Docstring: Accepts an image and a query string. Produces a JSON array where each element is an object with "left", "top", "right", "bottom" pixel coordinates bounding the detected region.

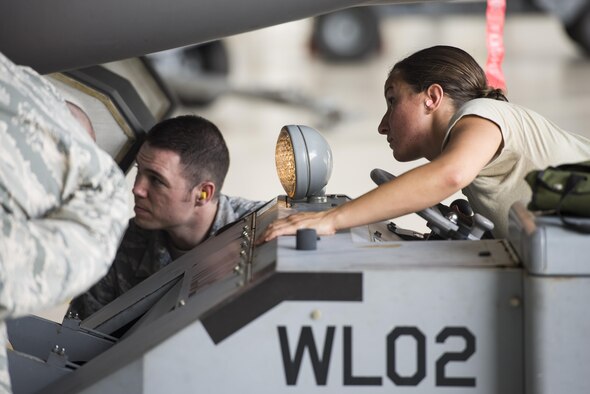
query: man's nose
[{"left": 132, "top": 175, "right": 147, "bottom": 198}]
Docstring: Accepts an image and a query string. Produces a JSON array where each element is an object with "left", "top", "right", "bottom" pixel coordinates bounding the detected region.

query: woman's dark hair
[
  {"left": 145, "top": 115, "right": 229, "bottom": 196},
  {"left": 391, "top": 45, "right": 508, "bottom": 109}
]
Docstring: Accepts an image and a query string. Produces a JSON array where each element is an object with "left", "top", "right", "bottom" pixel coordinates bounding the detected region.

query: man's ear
[{"left": 194, "top": 182, "right": 215, "bottom": 206}]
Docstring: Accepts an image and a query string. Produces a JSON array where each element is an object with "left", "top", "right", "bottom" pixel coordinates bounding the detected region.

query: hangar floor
[{"left": 37, "top": 11, "right": 590, "bottom": 321}]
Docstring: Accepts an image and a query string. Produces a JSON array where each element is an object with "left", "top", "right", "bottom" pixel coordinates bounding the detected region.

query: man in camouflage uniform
[
  {"left": 0, "top": 52, "right": 129, "bottom": 392},
  {"left": 70, "top": 115, "right": 265, "bottom": 319}
]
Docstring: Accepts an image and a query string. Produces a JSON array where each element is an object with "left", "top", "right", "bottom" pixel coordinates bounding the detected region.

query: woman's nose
[{"left": 378, "top": 113, "right": 389, "bottom": 135}]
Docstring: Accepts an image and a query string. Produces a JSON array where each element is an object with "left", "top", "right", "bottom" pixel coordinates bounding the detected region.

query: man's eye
[{"left": 150, "top": 176, "right": 164, "bottom": 186}]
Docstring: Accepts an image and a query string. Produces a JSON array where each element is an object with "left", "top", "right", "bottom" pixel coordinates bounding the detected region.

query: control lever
[{"left": 370, "top": 168, "right": 494, "bottom": 240}]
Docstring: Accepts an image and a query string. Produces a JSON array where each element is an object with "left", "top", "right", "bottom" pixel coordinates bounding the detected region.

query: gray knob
[{"left": 296, "top": 228, "right": 317, "bottom": 250}]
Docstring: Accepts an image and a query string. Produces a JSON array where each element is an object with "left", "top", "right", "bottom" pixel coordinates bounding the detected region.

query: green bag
[{"left": 525, "top": 160, "right": 590, "bottom": 232}]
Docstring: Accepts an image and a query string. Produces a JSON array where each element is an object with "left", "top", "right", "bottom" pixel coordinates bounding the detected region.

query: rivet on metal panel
[
  {"left": 66, "top": 311, "right": 80, "bottom": 320},
  {"left": 310, "top": 309, "right": 322, "bottom": 320},
  {"left": 509, "top": 296, "right": 521, "bottom": 307}
]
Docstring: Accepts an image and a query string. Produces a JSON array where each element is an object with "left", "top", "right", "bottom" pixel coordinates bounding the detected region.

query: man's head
[
  {"left": 145, "top": 115, "right": 229, "bottom": 195},
  {"left": 66, "top": 100, "right": 96, "bottom": 141},
  {"left": 132, "top": 115, "right": 230, "bottom": 235}
]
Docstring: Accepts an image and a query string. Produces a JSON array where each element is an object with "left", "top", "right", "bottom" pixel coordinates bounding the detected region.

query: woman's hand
[{"left": 258, "top": 210, "right": 337, "bottom": 243}]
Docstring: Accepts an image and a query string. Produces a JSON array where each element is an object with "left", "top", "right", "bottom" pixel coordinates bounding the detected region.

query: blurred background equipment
[
  {"left": 307, "top": 0, "right": 590, "bottom": 62},
  {"left": 144, "top": 41, "right": 346, "bottom": 128},
  {"left": 144, "top": 41, "right": 230, "bottom": 107},
  {"left": 310, "top": 6, "right": 382, "bottom": 62},
  {"left": 139, "top": 0, "right": 590, "bottom": 134}
]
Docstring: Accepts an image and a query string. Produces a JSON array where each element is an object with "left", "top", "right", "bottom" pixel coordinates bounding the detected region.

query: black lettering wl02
[{"left": 277, "top": 325, "right": 477, "bottom": 388}]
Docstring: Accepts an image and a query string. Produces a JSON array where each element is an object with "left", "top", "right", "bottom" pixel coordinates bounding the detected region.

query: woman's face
[{"left": 378, "top": 74, "right": 431, "bottom": 162}]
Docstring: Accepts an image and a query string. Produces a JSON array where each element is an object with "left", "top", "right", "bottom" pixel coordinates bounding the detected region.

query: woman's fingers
[
  {"left": 258, "top": 211, "right": 333, "bottom": 243},
  {"left": 263, "top": 214, "right": 309, "bottom": 241}
]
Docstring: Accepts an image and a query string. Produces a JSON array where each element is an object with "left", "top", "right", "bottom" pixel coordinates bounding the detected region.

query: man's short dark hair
[{"left": 145, "top": 115, "right": 229, "bottom": 196}]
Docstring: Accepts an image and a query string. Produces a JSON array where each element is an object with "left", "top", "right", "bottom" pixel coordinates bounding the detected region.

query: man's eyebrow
[{"left": 139, "top": 165, "right": 171, "bottom": 185}]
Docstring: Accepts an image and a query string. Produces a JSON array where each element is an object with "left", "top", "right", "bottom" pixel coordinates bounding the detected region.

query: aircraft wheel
[{"left": 310, "top": 7, "right": 381, "bottom": 62}]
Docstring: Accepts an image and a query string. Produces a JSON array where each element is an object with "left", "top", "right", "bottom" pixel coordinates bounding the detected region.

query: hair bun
[{"left": 483, "top": 87, "right": 508, "bottom": 102}]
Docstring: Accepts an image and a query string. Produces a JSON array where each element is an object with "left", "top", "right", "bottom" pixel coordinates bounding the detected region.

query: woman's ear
[{"left": 425, "top": 83, "right": 444, "bottom": 110}]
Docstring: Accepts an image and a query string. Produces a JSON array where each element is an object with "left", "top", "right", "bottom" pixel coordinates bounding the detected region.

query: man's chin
[{"left": 133, "top": 216, "right": 159, "bottom": 230}]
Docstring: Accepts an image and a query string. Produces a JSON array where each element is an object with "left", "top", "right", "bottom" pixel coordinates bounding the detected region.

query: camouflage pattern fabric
[
  {"left": 0, "top": 52, "right": 129, "bottom": 393},
  {"left": 69, "top": 195, "right": 265, "bottom": 319}
]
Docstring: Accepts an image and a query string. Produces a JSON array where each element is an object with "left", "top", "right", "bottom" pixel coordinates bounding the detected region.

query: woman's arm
[{"left": 260, "top": 115, "right": 502, "bottom": 242}]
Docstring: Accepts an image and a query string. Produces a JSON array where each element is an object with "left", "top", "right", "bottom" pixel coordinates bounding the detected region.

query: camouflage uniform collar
[{"left": 128, "top": 221, "right": 172, "bottom": 279}]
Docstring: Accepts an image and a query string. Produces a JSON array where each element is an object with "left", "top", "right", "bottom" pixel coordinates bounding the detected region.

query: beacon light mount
[{"left": 275, "top": 125, "right": 333, "bottom": 203}]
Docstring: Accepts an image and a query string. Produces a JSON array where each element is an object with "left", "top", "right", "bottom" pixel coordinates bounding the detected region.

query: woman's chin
[{"left": 392, "top": 151, "right": 407, "bottom": 162}]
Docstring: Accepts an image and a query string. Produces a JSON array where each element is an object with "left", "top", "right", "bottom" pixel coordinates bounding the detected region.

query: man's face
[{"left": 132, "top": 143, "right": 197, "bottom": 231}]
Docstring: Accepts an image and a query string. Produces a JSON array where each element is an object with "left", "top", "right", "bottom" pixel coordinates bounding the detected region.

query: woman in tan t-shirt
[{"left": 260, "top": 45, "right": 590, "bottom": 241}]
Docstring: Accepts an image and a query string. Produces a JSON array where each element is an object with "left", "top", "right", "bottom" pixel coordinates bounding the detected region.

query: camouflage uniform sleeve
[
  {"left": 67, "top": 261, "right": 119, "bottom": 320},
  {"left": 68, "top": 219, "right": 164, "bottom": 320},
  {"left": 0, "top": 52, "right": 129, "bottom": 320},
  {"left": 0, "top": 147, "right": 129, "bottom": 320}
]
